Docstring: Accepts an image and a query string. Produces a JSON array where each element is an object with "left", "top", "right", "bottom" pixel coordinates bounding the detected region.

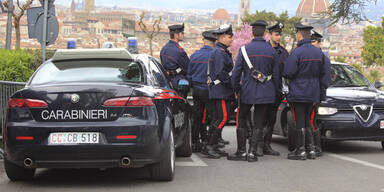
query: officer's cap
[
  {"left": 311, "top": 30, "right": 323, "bottom": 42},
  {"left": 202, "top": 30, "right": 217, "bottom": 42},
  {"left": 294, "top": 23, "right": 313, "bottom": 32},
  {"left": 168, "top": 23, "right": 184, "bottom": 33},
  {"left": 212, "top": 24, "right": 233, "bottom": 36},
  {"left": 251, "top": 20, "right": 268, "bottom": 27},
  {"left": 268, "top": 22, "right": 284, "bottom": 34}
]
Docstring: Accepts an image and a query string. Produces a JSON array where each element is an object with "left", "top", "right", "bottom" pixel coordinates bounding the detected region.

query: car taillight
[
  {"left": 8, "top": 98, "right": 48, "bottom": 108},
  {"left": 103, "top": 97, "right": 153, "bottom": 107}
]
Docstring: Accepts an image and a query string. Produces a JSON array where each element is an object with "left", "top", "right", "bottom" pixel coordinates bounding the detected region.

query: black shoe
[
  {"left": 247, "top": 152, "right": 258, "bottom": 162},
  {"left": 214, "top": 146, "right": 228, "bottom": 157},
  {"left": 263, "top": 144, "right": 280, "bottom": 156},
  {"left": 227, "top": 151, "right": 247, "bottom": 161},
  {"left": 216, "top": 142, "right": 225, "bottom": 148},
  {"left": 218, "top": 138, "right": 230, "bottom": 145},
  {"left": 307, "top": 150, "right": 317, "bottom": 160},
  {"left": 256, "top": 143, "right": 264, "bottom": 157},
  {"left": 205, "top": 145, "right": 221, "bottom": 159},
  {"left": 315, "top": 149, "right": 323, "bottom": 157},
  {"left": 287, "top": 149, "right": 307, "bottom": 160}
]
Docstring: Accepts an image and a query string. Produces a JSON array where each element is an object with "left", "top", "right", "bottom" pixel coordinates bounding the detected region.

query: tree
[
  {"left": 242, "top": 10, "right": 302, "bottom": 50},
  {"left": 138, "top": 11, "right": 162, "bottom": 56},
  {"left": 361, "top": 18, "right": 384, "bottom": 66},
  {"left": 328, "top": 0, "right": 380, "bottom": 24},
  {"left": 335, "top": 56, "right": 347, "bottom": 63},
  {"left": 228, "top": 23, "right": 253, "bottom": 59},
  {"left": 3, "top": 0, "right": 34, "bottom": 49}
]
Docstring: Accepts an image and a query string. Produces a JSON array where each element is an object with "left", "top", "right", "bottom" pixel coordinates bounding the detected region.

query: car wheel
[
  {"left": 176, "top": 118, "right": 192, "bottom": 157},
  {"left": 150, "top": 129, "right": 175, "bottom": 181},
  {"left": 4, "top": 158, "right": 35, "bottom": 181},
  {"left": 286, "top": 109, "right": 296, "bottom": 152}
]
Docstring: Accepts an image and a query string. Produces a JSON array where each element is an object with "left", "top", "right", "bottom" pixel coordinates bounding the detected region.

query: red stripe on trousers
[
  {"left": 291, "top": 104, "right": 297, "bottom": 129},
  {"left": 202, "top": 107, "right": 207, "bottom": 124},
  {"left": 218, "top": 100, "right": 228, "bottom": 129},
  {"left": 236, "top": 107, "right": 239, "bottom": 129},
  {"left": 310, "top": 108, "right": 316, "bottom": 131}
]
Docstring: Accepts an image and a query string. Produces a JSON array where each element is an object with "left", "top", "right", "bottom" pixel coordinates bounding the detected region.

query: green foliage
[
  {"left": 242, "top": 10, "right": 302, "bottom": 48},
  {"left": 335, "top": 56, "right": 347, "bottom": 63},
  {"left": 362, "top": 19, "right": 384, "bottom": 66},
  {"left": 351, "top": 63, "right": 363, "bottom": 73},
  {"left": 25, "top": 49, "right": 56, "bottom": 70},
  {"left": 0, "top": 49, "right": 34, "bottom": 82},
  {"left": 328, "top": 0, "right": 378, "bottom": 24},
  {"left": 364, "top": 70, "right": 380, "bottom": 83}
]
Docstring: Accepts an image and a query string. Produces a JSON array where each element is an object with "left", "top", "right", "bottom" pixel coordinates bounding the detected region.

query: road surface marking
[
  {"left": 329, "top": 153, "right": 384, "bottom": 171},
  {"left": 176, "top": 154, "right": 208, "bottom": 167}
]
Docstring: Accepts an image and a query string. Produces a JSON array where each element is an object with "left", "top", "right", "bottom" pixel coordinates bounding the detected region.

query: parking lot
[{"left": 1, "top": 125, "right": 384, "bottom": 192}]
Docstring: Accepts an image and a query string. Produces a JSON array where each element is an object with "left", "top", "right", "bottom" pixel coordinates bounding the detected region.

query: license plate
[
  {"left": 380, "top": 121, "right": 384, "bottom": 129},
  {"left": 48, "top": 132, "right": 100, "bottom": 145}
]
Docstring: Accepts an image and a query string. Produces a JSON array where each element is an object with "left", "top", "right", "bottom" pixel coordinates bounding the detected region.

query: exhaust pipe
[
  {"left": 120, "top": 157, "right": 131, "bottom": 167},
  {"left": 24, "top": 158, "right": 33, "bottom": 168}
]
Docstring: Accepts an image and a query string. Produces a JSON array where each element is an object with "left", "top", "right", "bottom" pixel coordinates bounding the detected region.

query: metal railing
[{"left": 0, "top": 81, "right": 26, "bottom": 156}]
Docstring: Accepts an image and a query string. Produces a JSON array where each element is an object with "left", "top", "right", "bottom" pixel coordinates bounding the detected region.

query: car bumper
[
  {"left": 4, "top": 120, "right": 166, "bottom": 168},
  {"left": 317, "top": 112, "right": 384, "bottom": 141}
]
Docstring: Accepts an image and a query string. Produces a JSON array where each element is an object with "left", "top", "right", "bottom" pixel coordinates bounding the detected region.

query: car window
[
  {"left": 149, "top": 59, "right": 170, "bottom": 88},
  {"left": 30, "top": 59, "right": 144, "bottom": 85},
  {"left": 331, "top": 64, "right": 370, "bottom": 87}
]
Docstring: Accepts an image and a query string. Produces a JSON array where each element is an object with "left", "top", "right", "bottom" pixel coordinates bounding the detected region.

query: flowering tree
[{"left": 229, "top": 23, "right": 270, "bottom": 59}]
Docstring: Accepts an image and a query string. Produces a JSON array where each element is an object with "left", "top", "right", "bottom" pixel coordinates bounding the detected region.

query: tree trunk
[
  {"left": 149, "top": 38, "right": 153, "bottom": 56},
  {"left": 14, "top": 17, "right": 21, "bottom": 49}
]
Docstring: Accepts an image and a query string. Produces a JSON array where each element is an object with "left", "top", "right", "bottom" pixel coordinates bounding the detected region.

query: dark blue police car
[
  {"left": 3, "top": 48, "right": 192, "bottom": 181},
  {"left": 274, "top": 62, "right": 384, "bottom": 149}
]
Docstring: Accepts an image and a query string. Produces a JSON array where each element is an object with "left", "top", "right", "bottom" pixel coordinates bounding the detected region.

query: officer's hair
[
  {"left": 299, "top": 30, "right": 311, "bottom": 39},
  {"left": 252, "top": 26, "right": 265, "bottom": 37},
  {"left": 170, "top": 31, "right": 176, "bottom": 39}
]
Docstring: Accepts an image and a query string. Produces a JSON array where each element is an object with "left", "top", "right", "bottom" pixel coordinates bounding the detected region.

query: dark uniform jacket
[
  {"left": 269, "top": 41, "right": 289, "bottom": 101},
  {"left": 208, "top": 42, "right": 234, "bottom": 99},
  {"left": 187, "top": 45, "right": 213, "bottom": 90},
  {"left": 160, "top": 40, "right": 190, "bottom": 87},
  {"left": 232, "top": 37, "right": 281, "bottom": 104},
  {"left": 283, "top": 39, "right": 330, "bottom": 103}
]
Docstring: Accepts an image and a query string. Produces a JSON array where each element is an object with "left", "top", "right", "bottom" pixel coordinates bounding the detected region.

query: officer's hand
[{"left": 235, "top": 93, "right": 238, "bottom": 99}]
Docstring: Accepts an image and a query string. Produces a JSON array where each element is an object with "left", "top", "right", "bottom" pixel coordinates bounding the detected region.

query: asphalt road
[{"left": 1, "top": 125, "right": 384, "bottom": 192}]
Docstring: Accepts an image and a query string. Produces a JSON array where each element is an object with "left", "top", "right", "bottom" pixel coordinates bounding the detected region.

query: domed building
[
  {"left": 296, "top": 0, "right": 330, "bottom": 18},
  {"left": 211, "top": 8, "right": 231, "bottom": 26}
]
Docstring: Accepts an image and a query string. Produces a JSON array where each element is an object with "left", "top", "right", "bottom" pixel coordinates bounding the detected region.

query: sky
[{"left": 54, "top": 0, "right": 384, "bottom": 20}]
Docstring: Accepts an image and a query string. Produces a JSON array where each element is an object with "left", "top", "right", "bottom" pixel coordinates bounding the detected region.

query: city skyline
[{"left": 55, "top": 0, "right": 384, "bottom": 20}]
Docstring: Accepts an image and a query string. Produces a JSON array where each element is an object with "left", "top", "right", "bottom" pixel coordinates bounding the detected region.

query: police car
[
  {"left": 3, "top": 48, "right": 192, "bottom": 181},
  {"left": 274, "top": 62, "right": 384, "bottom": 149}
]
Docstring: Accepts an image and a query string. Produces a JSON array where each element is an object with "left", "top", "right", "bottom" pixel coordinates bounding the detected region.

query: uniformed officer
[
  {"left": 205, "top": 24, "right": 234, "bottom": 159},
  {"left": 311, "top": 30, "right": 331, "bottom": 157},
  {"left": 283, "top": 23, "right": 331, "bottom": 160},
  {"left": 187, "top": 30, "right": 217, "bottom": 153},
  {"left": 262, "top": 22, "right": 289, "bottom": 156},
  {"left": 160, "top": 23, "right": 190, "bottom": 96},
  {"left": 229, "top": 20, "right": 281, "bottom": 162}
]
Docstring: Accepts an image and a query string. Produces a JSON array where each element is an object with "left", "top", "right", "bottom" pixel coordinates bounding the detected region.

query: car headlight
[{"left": 318, "top": 107, "right": 338, "bottom": 115}]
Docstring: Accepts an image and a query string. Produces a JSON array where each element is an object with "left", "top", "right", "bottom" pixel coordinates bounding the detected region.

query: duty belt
[
  {"left": 241, "top": 46, "right": 272, "bottom": 83},
  {"left": 167, "top": 67, "right": 182, "bottom": 78}
]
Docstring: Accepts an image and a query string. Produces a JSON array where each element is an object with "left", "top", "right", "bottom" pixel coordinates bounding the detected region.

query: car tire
[
  {"left": 150, "top": 130, "right": 175, "bottom": 181},
  {"left": 4, "top": 159, "right": 35, "bottom": 181},
  {"left": 286, "top": 109, "right": 296, "bottom": 152},
  {"left": 176, "top": 118, "right": 192, "bottom": 157}
]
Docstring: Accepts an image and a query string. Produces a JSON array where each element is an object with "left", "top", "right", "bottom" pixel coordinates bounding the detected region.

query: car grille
[{"left": 353, "top": 105, "right": 373, "bottom": 123}]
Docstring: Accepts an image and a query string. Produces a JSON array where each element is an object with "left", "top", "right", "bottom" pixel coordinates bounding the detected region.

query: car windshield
[
  {"left": 330, "top": 64, "right": 370, "bottom": 87},
  {"left": 30, "top": 59, "right": 144, "bottom": 85}
]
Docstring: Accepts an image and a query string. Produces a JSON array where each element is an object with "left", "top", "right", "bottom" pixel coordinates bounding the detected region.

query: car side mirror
[
  {"left": 177, "top": 79, "right": 190, "bottom": 93},
  {"left": 374, "top": 81, "right": 383, "bottom": 89}
]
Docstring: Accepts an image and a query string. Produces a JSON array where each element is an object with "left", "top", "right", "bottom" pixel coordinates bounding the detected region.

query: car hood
[{"left": 324, "top": 87, "right": 384, "bottom": 108}]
